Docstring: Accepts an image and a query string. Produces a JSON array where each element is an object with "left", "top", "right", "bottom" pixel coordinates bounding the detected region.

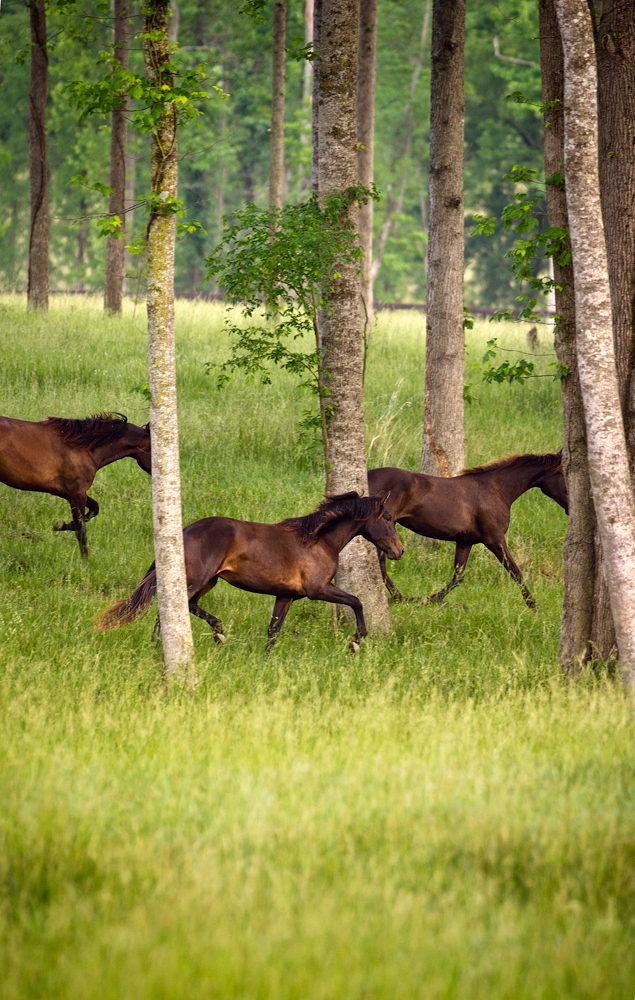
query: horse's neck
[
  {"left": 91, "top": 436, "right": 137, "bottom": 469},
  {"left": 321, "top": 517, "right": 364, "bottom": 554},
  {"left": 493, "top": 461, "right": 548, "bottom": 504}
]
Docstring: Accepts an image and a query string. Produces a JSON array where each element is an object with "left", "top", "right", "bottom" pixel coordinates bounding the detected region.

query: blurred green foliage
[{"left": 0, "top": 0, "right": 542, "bottom": 305}]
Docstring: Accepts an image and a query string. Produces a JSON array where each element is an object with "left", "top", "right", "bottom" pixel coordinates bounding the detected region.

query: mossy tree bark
[
  {"left": 28, "top": 0, "right": 49, "bottom": 313},
  {"left": 268, "top": 0, "right": 287, "bottom": 211},
  {"left": 357, "top": 0, "right": 376, "bottom": 336},
  {"left": 317, "top": 0, "right": 389, "bottom": 632},
  {"left": 143, "top": 0, "right": 195, "bottom": 681},
  {"left": 538, "top": 0, "right": 595, "bottom": 667},
  {"left": 555, "top": 0, "right": 635, "bottom": 693},
  {"left": 104, "top": 0, "right": 130, "bottom": 315},
  {"left": 420, "top": 0, "right": 465, "bottom": 477}
]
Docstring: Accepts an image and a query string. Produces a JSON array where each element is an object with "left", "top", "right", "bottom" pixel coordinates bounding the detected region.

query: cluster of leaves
[
  {"left": 472, "top": 164, "right": 571, "bottom": 324},
  {"left": 66, "top": 55, "right": 222, "bottom": 134},
  {"left": 204, "top": 186, "right": 378, "bottom": 471},
  {"left": 473, "top": 338, "right": 568, "bottom": 386},
  {"left": 63, "top": 14, "right": 227, "bottom": 254}
]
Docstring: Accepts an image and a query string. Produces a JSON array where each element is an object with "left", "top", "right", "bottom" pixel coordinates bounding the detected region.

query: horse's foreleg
[
  {"left": 189, "top": 599, "right": 226, "bottom": 645},
  {"left": 265, "top": 597, "right": 293, "bottom": 654},
  {"left": 377, "top": 549, "right": 406, "bottom": 602},
  {"left": 307, "top": 583, "right": 367, "bottom": 652},
  {"left": 53, "top": 495, "right": 96, "bottom": 547},
  {"left": 66, "top": 498, "right": 88, "bottom": 557},
  {"left": 487, "top": 540, "right": 536, "bottom": 609},
  {"left": 426, "top": 544, "right": 472, "bottom": 604}
]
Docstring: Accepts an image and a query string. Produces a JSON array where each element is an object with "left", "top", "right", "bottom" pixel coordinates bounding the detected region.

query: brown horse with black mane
[
  {"left": 0, "top": 412, "right": 151, "bottom": 556},
  {"left": 97, "top": 491, "right": 403, "bottom": 653},
  {"left": 368, "top": 451, "right": 567, "bottom": 608}
]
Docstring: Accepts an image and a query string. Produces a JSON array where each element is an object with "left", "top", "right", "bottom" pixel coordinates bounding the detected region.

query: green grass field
[{"left": 1, "top": 295, "right": 633, "bottom": 999}]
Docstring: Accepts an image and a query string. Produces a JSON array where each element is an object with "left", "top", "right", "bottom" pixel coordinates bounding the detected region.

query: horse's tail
[{"left": 95, "top": 564, "right": 157, "bottom": 630}]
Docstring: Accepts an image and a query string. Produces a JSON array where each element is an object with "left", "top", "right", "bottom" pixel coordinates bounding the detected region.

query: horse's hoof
[
  {"left": 52, "top": 520, "right": 65, "bottom": 532},
  {"left": 214, "top": 632, "right": 226, "bottom": 645},
  {"left": 349, "top": 640, "right": 360, "bottom": 655}
]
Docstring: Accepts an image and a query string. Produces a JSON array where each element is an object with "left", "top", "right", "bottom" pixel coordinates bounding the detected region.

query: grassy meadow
[{"left": 0, "top": 295, "right": 633, "bottom": 998}]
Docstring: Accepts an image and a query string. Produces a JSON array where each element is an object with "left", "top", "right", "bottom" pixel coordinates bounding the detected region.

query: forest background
[{"left": 0, "top": 0, "right": 542, "bottom": 307}]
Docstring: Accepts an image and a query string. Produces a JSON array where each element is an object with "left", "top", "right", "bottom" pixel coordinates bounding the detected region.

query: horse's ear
[
  {"left": 373, "top": 489, "right": 390, "bottom": 502},
  {"left": 144, "top": 422, "right": 150, "bottom": 434}
]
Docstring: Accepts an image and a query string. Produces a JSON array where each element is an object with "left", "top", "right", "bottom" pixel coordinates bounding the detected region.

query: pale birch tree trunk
[
  {"left": 357, "top": 0, "right": 376, "bottom": 335},
  {"left": 318, "top": 0, "right": 389, "bottom": 632},
  {"left": 28, "top": 0, "right": 48, "bottom": 313},
  {"left": 420, "top": 0, "right": 465, "bottom": 477},
  {"left": 269, "top": 0, "right": 287, "bottom": 211},
  {"left": 555, "top": 0, "right": 635, "bottom": 693},
  {"left": 104, "top": 0, "right": 130, "bottom": 315},
  {"left": 539, "top": 0, "right": 595, "bottom": 667},
  {"left": 143, "top": 0, "right": 195, "bottom": 681},
  {"left": 590, "top": 0, "right": 635, "bottom": 659}
]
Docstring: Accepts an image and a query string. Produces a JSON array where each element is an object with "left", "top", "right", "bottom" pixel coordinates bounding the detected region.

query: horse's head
[
  {"left": 538, "top": 454, "right": 568, "bottom": 514},
  {"left": 361, "top": 493, "right": 404, "bottom": 561},
  {"left": 133, "top": 422, "right": 152, "bottom": 475}
]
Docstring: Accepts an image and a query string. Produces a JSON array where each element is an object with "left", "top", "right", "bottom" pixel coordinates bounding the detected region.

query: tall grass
[{"left": 0, "top": 296, "right": 632, "bottom": 999}]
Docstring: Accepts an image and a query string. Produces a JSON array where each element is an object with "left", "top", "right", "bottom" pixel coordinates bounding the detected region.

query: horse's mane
[
  {"left": 45, "top": 412, "right": 129, "bottom": 449},
  {"left": 283, "top": 491, "right": 385, "bottom": 543},
  {"left": 460, "top": 450, "right": 562, "bottom": 477}
]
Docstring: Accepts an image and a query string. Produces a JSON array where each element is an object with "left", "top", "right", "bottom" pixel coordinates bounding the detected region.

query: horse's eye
[{"left": 384, "top": 511, "right": 392, "bottom": 521}]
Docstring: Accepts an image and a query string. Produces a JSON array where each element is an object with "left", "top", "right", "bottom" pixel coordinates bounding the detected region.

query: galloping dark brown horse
[
  {"left": 97, "top": 492, "right": 403, "bottom": 652},
  {"left": 0, "top": 413, "right": 151, "bottom": 556},
  {"left": 368, "top": 452, "right": 567, "bottom": 608}
]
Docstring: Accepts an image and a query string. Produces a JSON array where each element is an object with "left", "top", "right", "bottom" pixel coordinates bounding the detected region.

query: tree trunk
[
  {"left": 104, "top": 0, "right": 130, "bottom": 315},
  {"left": 143, "top": 0, "right": 195, "bottom": 681},
  {"left": 420, "top": 0, "right": 465, "bottom": 477},
  {"left": 318, "top": 0, "right": 390, "bottom": 632},
  {"left": 122, "top": 147, "right": 136, "bottom": 295},
  {"left": 539, "top": 0, "right": 595, "bottom": 667},
  {"left": 268, "top": 0, "right": 287, "bottom": 211},
  {"left": 312, "top": 0, "right": 322, "bottom": 193},
  {"left": 372, "top": 0, "right": 431, "bottom": 286},
  {"left": 357, "top": 0, "right": 376, "bottom": 336},
  {"left": 555, "top": 0, "right": 635, "bottom": 693},
  {"left": 591, "top": 0, "right": 635, "bottom": 659},
  {"left": 168, "top": 0, "right": 180, "bottom": 44},
  {"left": 304, "top": 0, "right": 314, "bottom": 101},
  {"left": 28, "top": 0, "right": 48, "bottom": 312}
]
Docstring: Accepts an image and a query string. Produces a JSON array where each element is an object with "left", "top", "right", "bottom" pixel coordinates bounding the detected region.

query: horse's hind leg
[
  {"left": 189, "top": 599, "right": 226, "bottom": 645},
  {"left": 85, "top": 496, "right": 100, "bottom": 522},
  {"left": 426, "top": 544, "right": 472, "bottom": 604},
  {"left": 486, "top": 539, "right": 536, "bottom": 609},
  {"left": 266, "top": 597, "right": 293, "bottom": 654}
]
